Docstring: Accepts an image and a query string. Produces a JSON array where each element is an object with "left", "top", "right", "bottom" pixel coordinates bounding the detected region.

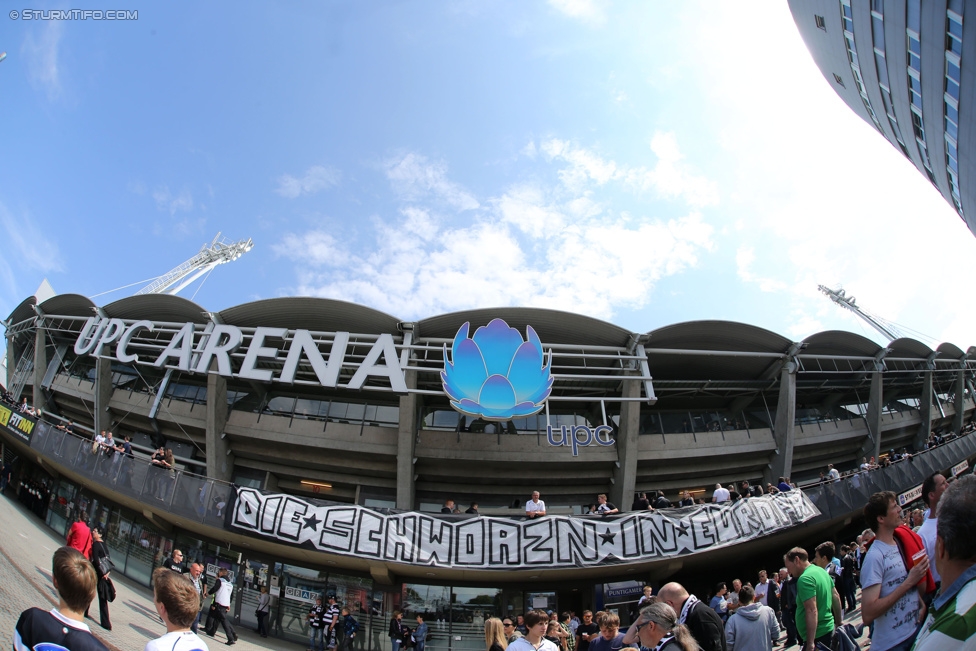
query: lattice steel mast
[
  {"left": 136, "top": 233, "right": 253, "bottom": 295},
  {"left": 818, "top": 284, "right": 903, "bottom": 342}
]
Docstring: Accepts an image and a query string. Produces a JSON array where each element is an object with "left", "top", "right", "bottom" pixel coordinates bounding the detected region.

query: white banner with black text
[{"left": 228, "top": 488, "right": 820, "bottom": 570}]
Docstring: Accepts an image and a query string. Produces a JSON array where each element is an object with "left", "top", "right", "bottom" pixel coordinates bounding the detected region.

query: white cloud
[
  {"left": 541, "top": 135, "right": 718, "bottom": 207},
  {"left": 736, "top": 246, "right": 787, "bottom": 293},
  {"left": 275, "top": 165, "right": 340, "bottom": 198},
  {"left": 275, "top": 147, "right": 715, "bottom": 320},
  {"left": 548, "top": 0, "right": 607, "bottom": 26},
  {"left": 152, "top": 186, "right": 194, "bottom": 214},
  {"left": 0, "top": 201, "right": 63, "bottom": 305},
  {"left": 384, "top": 152, "right": 480, "bottom": 211},
  {"left": 21, "top": 22, "right": 63, "bottom": 101}
]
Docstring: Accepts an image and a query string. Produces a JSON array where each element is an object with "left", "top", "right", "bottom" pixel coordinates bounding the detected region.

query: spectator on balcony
[
  {"left": 712, "top": 484, "right": 730, "bottom": 504},
  {"left": 526, "top": 492, "right": 546, "bottom": 518},
  {"left": 652, "top": 491, "right": 671, "bottom": 509},
  {"left": 827, "top": 465, "right": 840, "bottom": 482},
  {"left": 777, "top": 477, "right": 792, "bottom": 492},
  {"left": 596, "top": 494, "right": 618, "bottom": 515},
  {"left": 631, "top": 492, "right": 651, "bottom": 511},
  {"left": 678, "top": 491, "right": 695, "bottom": 507},
  {"left": 18, "top": 397, "right": 29, "bottom": 413},
  {"left": 441, "top": 499, "right": 455, "bottom": 514}
]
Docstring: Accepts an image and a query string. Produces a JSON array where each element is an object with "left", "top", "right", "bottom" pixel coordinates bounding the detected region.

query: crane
[
  {"left": 817, "top": 284, "right": 904, "bottom": 342},
  {"left": 136, "top": 233, "right": 253, "bottom": 295}
]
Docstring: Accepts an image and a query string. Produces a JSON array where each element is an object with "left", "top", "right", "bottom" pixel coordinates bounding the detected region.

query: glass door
[{"left": 237, "top": 556, "right": 272, "bottom": 633}]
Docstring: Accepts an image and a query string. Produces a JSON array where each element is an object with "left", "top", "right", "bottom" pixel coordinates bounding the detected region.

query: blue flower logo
[{"left": 441, "top": 318, "right": 553, "bottom": 421}]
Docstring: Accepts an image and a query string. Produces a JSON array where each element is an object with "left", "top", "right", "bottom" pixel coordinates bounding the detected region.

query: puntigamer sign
[{"left": 73, "top": 317, "right": 408, "bottom": 392}]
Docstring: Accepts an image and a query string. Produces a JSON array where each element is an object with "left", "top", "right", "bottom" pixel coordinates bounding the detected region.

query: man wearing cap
[{"left": 323, "top": 594, "right": 341, "bottom": 649}]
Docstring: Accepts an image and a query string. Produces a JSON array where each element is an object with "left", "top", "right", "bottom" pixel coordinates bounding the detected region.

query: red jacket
[
  {"left": 65, "top": 521, "right": 92, "bottom": 560},
  {"left": 864, "top": 524, "right": 936, "bottom": 595}
]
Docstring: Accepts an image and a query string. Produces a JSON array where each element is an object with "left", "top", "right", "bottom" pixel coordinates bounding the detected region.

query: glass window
[
  {"left": 267, "top": 395, "right": 296, "bottom": 416},
  {"left": 907, "top": 0, "right": 921, "bottom": 31},
  {"left": 872, "top": 17, "right": 885, "bottom": 49},
  {"left": 946, "top": 116, "right": 959, "bottom": 140},
  {"left": 947, "top": 59, "right": 962, "bottom": 82},
  {"left": 946, "top": 76, "right": 960, "bottom": 100}
]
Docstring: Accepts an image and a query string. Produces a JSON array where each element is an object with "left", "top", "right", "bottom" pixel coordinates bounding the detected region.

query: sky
[{"left": 2, "top": 1, "right": 976, "bottom": 350}]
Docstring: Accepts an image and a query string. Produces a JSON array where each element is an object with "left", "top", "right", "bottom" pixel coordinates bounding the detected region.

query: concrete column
[
  {"left": 33, "top": 327, "right": 47, "bottom": 412},
  {"left": 766, "top": 365, "right": 796, "bottom": 486},
  {"left": 5, "top": 337, "right": 13, "bottom": 390},
  {"left": 952, "top": 370, "right": 966, "bottom": 434},
  {"left": 395, "top": 370, "right": 419, "bottom": 510},
  {"left": 206, "top": 364, "right": 233, "bottom": 482},
  {"left": 859, "top": 372, "right": 883, "bottom": 462},
  {"left": 94, "top": 357, "right": 113, "bottom": 435},
  {"left": 913, "top": 372, "right": 933, "bottom": 451},
  {"left": 611, "top": 378, "right": 640, "bottom": 508}
]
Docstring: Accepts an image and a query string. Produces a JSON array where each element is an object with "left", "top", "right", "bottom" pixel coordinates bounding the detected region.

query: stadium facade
[
  {"left": 788, "top": 0, "right": 976, "bottom": 236},
  {"left": 3, "top": 292, "right": 976, "bottom": 647}
]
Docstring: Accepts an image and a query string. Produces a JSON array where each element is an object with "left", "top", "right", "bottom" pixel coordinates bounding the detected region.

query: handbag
[{"left": 96, "top": 554, "right": 115, "bottom": 577}]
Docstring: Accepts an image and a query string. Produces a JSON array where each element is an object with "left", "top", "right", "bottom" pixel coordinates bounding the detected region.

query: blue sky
[{"left": 3, "top": 1, "right": 975, "bottom": 349}]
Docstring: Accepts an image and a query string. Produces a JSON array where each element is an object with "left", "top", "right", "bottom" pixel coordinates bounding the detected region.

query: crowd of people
[
  {"left": 440, "top": 472, "right": 976, "bottom": 651},
  {"left": 14, "top": 544, "right": 214, "bottom": 651}
]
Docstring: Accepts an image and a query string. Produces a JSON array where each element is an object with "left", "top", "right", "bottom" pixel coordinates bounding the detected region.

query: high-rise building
[{"left": 788, "top": 0, "right": 973, "bottom": 235}]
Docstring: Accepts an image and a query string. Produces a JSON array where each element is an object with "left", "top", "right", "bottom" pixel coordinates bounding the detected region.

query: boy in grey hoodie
[{"left": 725, "top": 585, "right": 780, "bottom": 651}]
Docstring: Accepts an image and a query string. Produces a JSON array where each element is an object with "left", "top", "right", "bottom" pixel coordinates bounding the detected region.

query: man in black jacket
[
  {"left": 657, "top": 582, "right": 727, "bottom": 651},
  {"left": 778, "top": 567, "right": 799, "bottom": 647}
]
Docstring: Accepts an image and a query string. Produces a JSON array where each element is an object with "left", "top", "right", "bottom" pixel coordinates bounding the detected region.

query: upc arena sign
[{"left": 73, "top": 317, "right": 408, "bottom": 392}]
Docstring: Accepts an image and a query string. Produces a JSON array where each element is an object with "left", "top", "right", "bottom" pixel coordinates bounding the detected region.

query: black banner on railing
[{"left": 228, "top": 488, "right": 820, "bottom": 570}]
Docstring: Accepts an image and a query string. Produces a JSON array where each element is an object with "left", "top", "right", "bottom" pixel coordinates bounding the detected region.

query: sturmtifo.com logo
[{"left": 441, "top": 319, "right": 553, "bottom": 421}]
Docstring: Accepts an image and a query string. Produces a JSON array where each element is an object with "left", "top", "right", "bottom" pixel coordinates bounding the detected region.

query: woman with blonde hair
[{"left": 484, "top": 617, "right": 507, "bottom": 651}]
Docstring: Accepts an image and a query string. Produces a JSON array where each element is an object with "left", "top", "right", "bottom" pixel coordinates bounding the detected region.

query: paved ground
[
  {"left": 0, "top": 487, "right": 872, "bottom": 651},
  {"left": 0, "top": 490, "right": 306, "bottom": 651}
]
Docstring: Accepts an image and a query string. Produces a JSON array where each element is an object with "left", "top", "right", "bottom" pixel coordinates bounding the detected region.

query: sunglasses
[{"left": 503, "top": 623, "right": 513, "bottom": 627}]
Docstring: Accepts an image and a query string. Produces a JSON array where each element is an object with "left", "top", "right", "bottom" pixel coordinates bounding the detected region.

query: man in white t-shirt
[
  {"left": 147, "top": 567, "right": 209, "bottom": 651},
  {"left": 712, "top": 483, "right": 730, "bottom": 503},
  {"left": 916, "top": 472, "right": 949, "bottom": 586},
  {"left": 860, "top": 491, "right": 930, "bottom": 651},
  {"left": 827, "top": 464, "right": 840, "bottom": 482},
  {"left": 526, "top": 491, "right": 546, "bottom": 518}
]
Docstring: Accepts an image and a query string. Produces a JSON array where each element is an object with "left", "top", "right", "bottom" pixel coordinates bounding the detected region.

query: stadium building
[
  {"left": 788, "top": 0, "right": 976, "bottom": 236},
  {"left": 2, "top": 292, "right": 975, "bottom": 647}
]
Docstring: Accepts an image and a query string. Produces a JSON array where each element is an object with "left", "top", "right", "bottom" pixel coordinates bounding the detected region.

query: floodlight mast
[
  {"left": 817, "top": 284, "right": 902, "bottom": 342},
  {"left": 135, "top": 233, "right": 254, "bottom": 296}
]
